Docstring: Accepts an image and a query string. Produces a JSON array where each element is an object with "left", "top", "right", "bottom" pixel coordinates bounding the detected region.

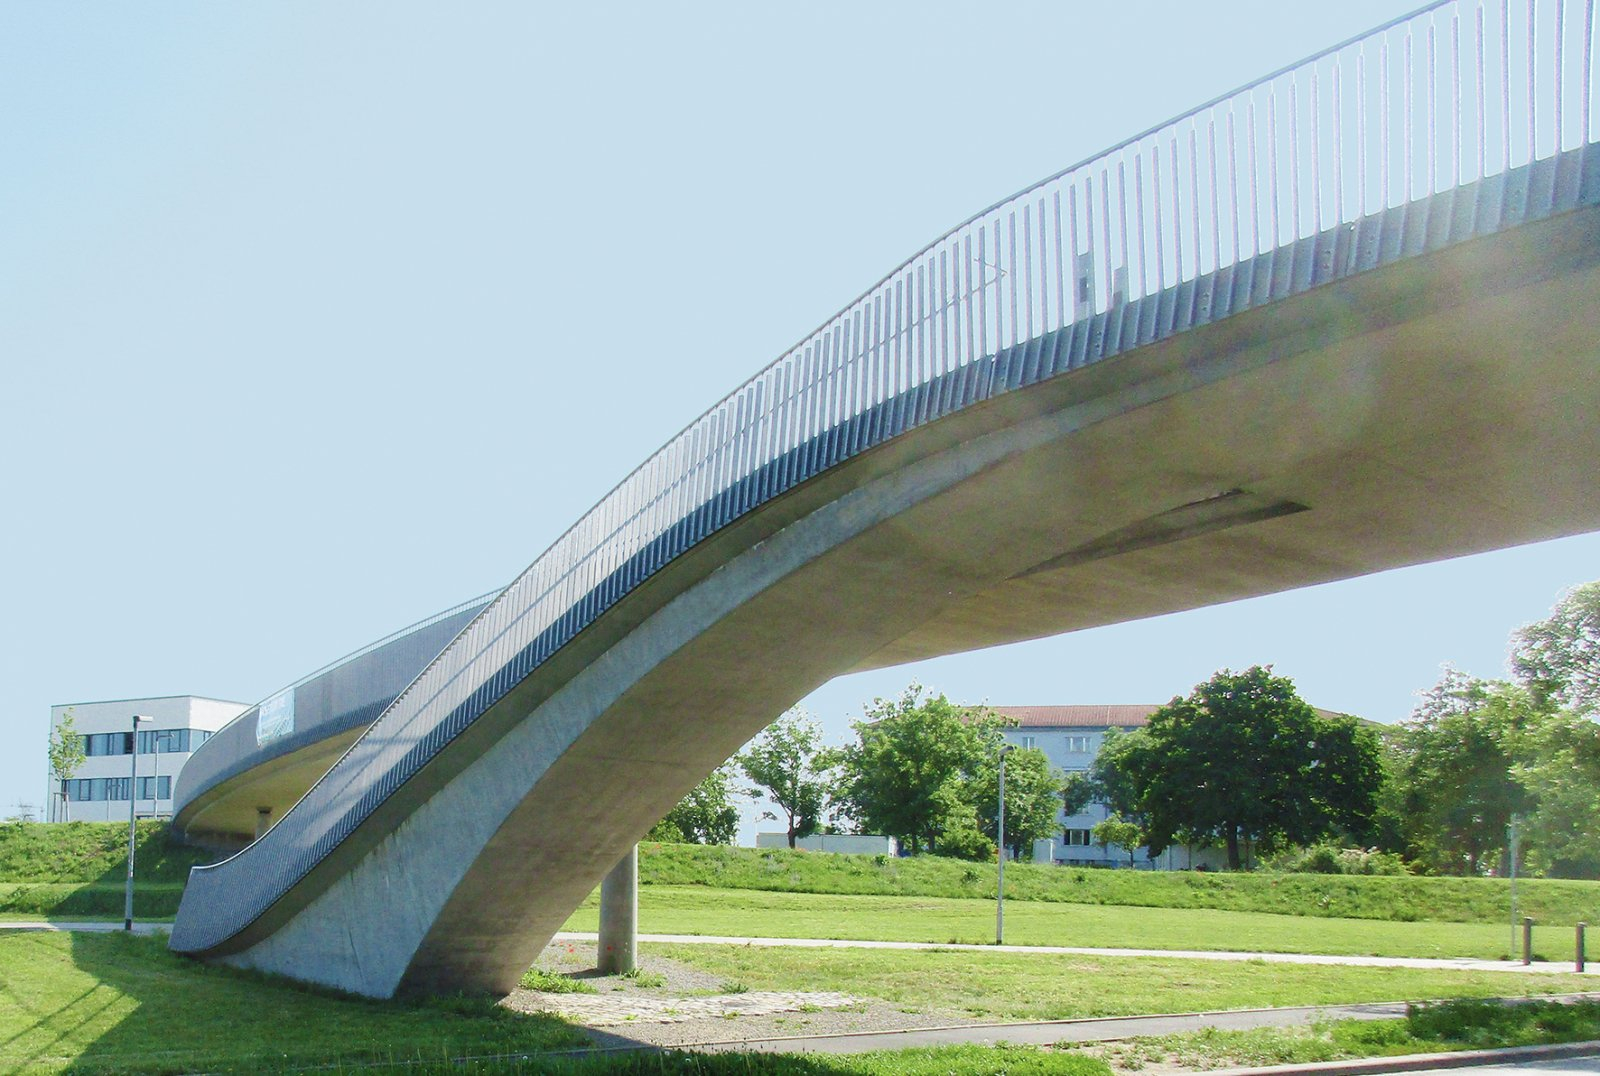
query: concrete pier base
[{"left": 597, "top": 845, "right": 637, "bottom": 975}]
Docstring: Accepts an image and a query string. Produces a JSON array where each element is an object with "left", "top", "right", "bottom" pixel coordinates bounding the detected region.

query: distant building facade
[
  {"left": 756, "top": 833, "right": 899, "bottom": 856},
  {"left": 992, "top": 705, "right": 1228, "bottom": 871},
  {"left": 47, "top": 696, "right": 248, "bottom": 823}
]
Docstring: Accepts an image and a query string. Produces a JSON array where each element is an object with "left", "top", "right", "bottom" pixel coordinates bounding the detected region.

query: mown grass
[
  {"left": 360, "top": 1046, "right": 1116, "bottom": 1075},
  {"left": 639, "top": 843, "right": 1600, "bottom": 926},
  {"left": 6, "top": 829, "right": 1597, "bottom": 933},
  {"left": 1089, "top": 997, "right": 1600, "bottom": 1070},
  {"left": 0, "top": 882, "right": 184, "bottom": 920},
  {"left": 0, "top": 930, "right": 586, "bottom": 1074},
  {"left": 652, "top": 943, "right": 1594, "bottom": 1023},
  {"left": 0, "top": 821, "right": 208, "bottom": 884},
  {"left": 560, "top": 885, "right": 1584, "bottom": 961}
]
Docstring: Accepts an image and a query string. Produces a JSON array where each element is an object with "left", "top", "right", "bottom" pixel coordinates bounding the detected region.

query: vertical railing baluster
[
  {"left": 1503, "top": 0, "right": 1514, "bottom": 171},
  {"left": 1171, "top": 135, "right": 1185, "bottom": 276},
  {"left": 1405, "top": 31, "right": 1416, "bottom": 200},
  {"left": 1068, "top": 185, "right": 1082, "bottom": 319},
  {"left": 1359, "top": 48, "right": 1369, "bottom": 216},
  {"left": 1136, "top": 152, "right": 1150, "bottom": 297},
  {"left": 1382, "top": 37, "right": 1392, "bottom": 205},
  {"left": 1208, "top": 119, "right": 1221, "bottom": 270},
  {"left": 1052, "top": 190, "right": 1066, "bottom": 327},
  {"left": 1009, "top": 210, "right": 1020, "bottom": 347},
  {"left": 1269, "top": 87, "right": 1281, "bottom": 244},
  {"left": 1428, "top": 22, "right": 1439, "bottom": 195},
  {"left": 1529, "top": 0, "right": 1539, "bottom": 162},
  {"left": 1333, "top": 62, "right": 1345, "bottom": 225},
  {"left": 1583, "top": 0, "right": 1594, "bottom": 144},
  {"left": 963, "top": 233, "right": 976, "bottom": 367},
  {"left": 1453, "top": 13, "right": 1463, "bottom": 186},
  {"left": 1117, "top": 161, "right": 1131, "bottom": 304},
  {"left": 1556, "top": 0, "right": 1566, "bottom": 150},
  {"left": 1312, "top": 67, "right": 1323, "bottom": 231},
  {"left": 1038, "top": 196, "right": 1050, "bottom": 331},
  {"left": 1290, "top": 75, "right": 1302, "bottom": 235},
  {"left": 1152, "top": 148, "right": 1167, "bottom": 289},
  {"left": 1478, "top": 5, "right": 1488, "bottom": 179},
  {"left": 1228, "top": 113, "right": 1242, "bottom": 264},
  {"left": 1248, "top": 98, "right": 1261, "bottom": 253}
]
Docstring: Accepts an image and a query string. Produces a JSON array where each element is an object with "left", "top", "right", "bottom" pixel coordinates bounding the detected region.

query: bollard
[
  {"left": 1522, "top": 916, "right": 1534, "bottom": 966},
  {"left": 1578, "top": 922, "right": 1587, "bottom": 974}
]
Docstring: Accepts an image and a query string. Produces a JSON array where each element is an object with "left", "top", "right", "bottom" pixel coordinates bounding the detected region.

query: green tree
[
  {"left": 1395, "top": 669, "right": 1533, "bottom": 875},
  {"left": 1061, "top": 771, "right": 1096, "bottom": 819},
  {"left": 1516, "top": 709, "right": 1600, "bottom": 878},
  {"left": 646, "top": 765, "right": 741, "bottom": 845},
  {"left": 1100, "top": 666, "right": 1382, "bottom": 870},
  {"left": 1092, "top": 813, "right": 1144, "bottom": 867},
  {"left": 1512, "top": 581, "right": 1600, "bottom": 715},
  {"left": 1087, "top": 727, "right": 1147, "bottom": 822},
  {"left": 47, "top": 709, "right": 85, "bottom": 824},
  {"left": 972, "top": 746, "right": 1065, "bottom": 857},
  {"left": 738, "top": 710, "right": 832, "bottom": 849},
  {"left": 837, "top": 685, "right": 1002, "bottom": 857}
]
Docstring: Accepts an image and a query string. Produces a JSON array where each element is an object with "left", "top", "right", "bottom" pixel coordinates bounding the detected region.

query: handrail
[
  {"left": 197, "top": 589, "right": 505, "bottom": 744},
  {"left": 172, "top": 0, "right": 1600, "bottom": 955}
]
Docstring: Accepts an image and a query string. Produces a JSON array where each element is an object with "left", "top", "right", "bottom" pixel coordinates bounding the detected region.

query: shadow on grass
[{"left": 0, "top": 931, "right": 618, "bottom": 1074}]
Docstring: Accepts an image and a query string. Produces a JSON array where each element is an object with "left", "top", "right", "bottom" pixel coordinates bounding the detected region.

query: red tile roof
[
  {"left": 989, "top": 704, "right": 1157, "bottom": 728},
  {"left": 988, "top": 703, "right": 1356, "bottom": 728}
]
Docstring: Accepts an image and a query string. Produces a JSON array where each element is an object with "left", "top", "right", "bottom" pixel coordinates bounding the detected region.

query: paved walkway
[
  {"left": 552, "top": 932, "right": 1596, "bottom": 977},
  {"left": 0, "top": 921, "right": 165, "bottom": 936}
]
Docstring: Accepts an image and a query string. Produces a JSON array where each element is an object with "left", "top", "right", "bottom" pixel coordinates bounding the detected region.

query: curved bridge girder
[{"left": 179, "top": 198, "right": 1600, "bottom": 996}]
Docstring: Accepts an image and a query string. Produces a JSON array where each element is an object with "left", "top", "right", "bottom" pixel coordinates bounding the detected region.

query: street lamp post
[
  {"left": 997, "top": 744, "right": 1015, "bottom": 945},
  {"left": 125, "top": 714, "right": 151, "bottom": 931}
]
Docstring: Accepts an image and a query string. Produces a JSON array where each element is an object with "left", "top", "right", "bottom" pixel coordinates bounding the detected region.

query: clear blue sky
[{"left": 2, "top": 3, "right": 1594, "bottom": 822}]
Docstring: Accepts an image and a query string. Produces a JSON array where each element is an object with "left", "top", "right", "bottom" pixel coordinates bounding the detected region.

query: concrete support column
[
  {"left": 597, "top": 845, "right": 637, "bottom": 975},
  {"left": 255, "top": 808, "right": 272, "bottom": 841}
]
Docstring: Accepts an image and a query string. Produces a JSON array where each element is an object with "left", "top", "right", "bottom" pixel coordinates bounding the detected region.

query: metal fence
[{"left": 171, "top": 0, "right": 1600, "bottom": 954}]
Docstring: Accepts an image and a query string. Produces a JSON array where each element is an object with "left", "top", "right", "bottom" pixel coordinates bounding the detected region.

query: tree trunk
[
  {"left": 59, "top": 780, "right": 69, "bottom": 823},
  {"left": 1225, "top": 826, "right": 1241, "bottom": 870},
  {"left": 787, "top": 812, "right": 796, "bottom": 849}
]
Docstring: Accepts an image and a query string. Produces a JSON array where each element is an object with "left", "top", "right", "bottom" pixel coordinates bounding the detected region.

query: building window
[
  {"left": 1065, "top": 735, "right": 1092, "bottom": 753},
  {"left": 79, "top": 728, "right": 205, "bottom": 758},
  {"left": 64, "top": 776, "right": 170, "bottom": 802},
  {"left": 1020, "top": 736, "right": 1036, "bottom": 749},
  {"left": 1064, "top": 828, "right": 1093, "bottom": 846}
]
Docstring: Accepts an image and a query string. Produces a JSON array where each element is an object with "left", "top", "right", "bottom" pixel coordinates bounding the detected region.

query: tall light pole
[
  {"left": 125, "top": 714, "right": 151, "bottom": 931},
  {"left": 997, "top": 744, "right": 1015, "bottom": 945}
]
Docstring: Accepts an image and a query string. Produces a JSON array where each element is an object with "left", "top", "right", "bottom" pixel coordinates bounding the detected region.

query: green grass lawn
[
  {"left": 0, "top": 931, "right": 585, "bottom": 1074},
  {"left": 652, "top": 943, "right": 1594, "bottom": 1023},
  {"left": 640, "top": 843, "right": 1600, "bottom": 925},
  {"left": 559, "top": 885, "right": 1582, "bottom": 961},
  {"left": 0, "top": 822, "right": 209, "bottom": 885},
  {"left": 1085, "top": 997, "right": 1600, "bottom": 1071}
]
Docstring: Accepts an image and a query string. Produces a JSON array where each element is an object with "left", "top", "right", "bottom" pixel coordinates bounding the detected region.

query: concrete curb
[{"left": 1203, "top": 1038, "right": 1600, "bottom": 1076}]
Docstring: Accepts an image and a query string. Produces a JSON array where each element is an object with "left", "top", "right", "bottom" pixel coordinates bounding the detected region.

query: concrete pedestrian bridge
[{"left": 171, "top": 0, "right": 1600, "bottom": 998}]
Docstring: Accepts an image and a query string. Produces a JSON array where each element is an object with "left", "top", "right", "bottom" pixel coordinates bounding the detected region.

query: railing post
[
  {"left": 1577, "top": 922, "right": 1586, "bottom": 973},
  {"left": 1522, "top": 916, "right": 1534, "bottom": 966}
]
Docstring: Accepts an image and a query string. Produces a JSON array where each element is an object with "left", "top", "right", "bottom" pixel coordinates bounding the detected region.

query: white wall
[{"left": 47, "top": 696, "right": 247, "bottom": 823}]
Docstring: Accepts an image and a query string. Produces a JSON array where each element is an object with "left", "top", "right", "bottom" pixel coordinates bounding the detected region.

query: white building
[
  {"left": 994, "top": 705, "right": 1229, "bottom": 871},
  {"left": 46, "top": 696, "right": 248, "bottom": 823}
]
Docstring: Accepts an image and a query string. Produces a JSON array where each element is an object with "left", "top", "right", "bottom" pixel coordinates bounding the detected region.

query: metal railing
[{"left": 171, "top": 0, "right": 1600, "bottom": 954}]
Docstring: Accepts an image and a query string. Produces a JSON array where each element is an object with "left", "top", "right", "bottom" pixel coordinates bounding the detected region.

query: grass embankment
[
  {"left": 0, "top": 821, "right": 210, "bottom": 921},
  {"left": 0, "top": 931, "right": 586, "bottom": 1074},
  {"left": 562, "top": 886, "right": 1581, "bottom": 961},
  {"left": 654, "top": 943, "right": 1593, "bottom": 1023},
  {"left": 639, "top": 843, "right": 1600, "bottom": 925}
]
